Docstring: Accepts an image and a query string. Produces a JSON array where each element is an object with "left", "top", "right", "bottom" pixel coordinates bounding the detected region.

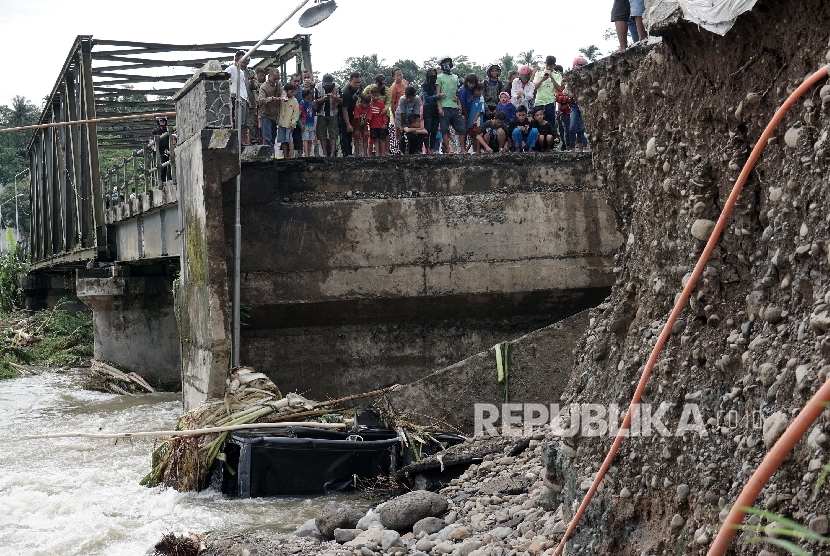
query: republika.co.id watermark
[{"left": 474, "top": 402, "right": 764, "bottom": 438}]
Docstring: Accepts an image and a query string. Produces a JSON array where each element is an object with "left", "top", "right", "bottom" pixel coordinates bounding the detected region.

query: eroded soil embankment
[{"left": 558, "top": 0, "right": 830, "bottom": 553}]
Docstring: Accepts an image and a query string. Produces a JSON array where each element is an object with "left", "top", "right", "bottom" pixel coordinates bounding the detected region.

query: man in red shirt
[{"left": 556, "top": 88, "right": 573, "bottom": 151}]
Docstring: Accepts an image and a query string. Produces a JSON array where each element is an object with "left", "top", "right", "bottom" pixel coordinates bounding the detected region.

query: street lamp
[{"left": 231, "top": 0, "right": 337, "bottom": 367}]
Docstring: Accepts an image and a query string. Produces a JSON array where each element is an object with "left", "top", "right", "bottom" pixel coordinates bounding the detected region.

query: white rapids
[{"left": 0, "top": 370, "right": 349, "bottom": 556}]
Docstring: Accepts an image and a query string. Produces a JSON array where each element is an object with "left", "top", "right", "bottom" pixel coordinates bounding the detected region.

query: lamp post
[{"left": 231, "top": 0, "right": 337, "bottom": 367}]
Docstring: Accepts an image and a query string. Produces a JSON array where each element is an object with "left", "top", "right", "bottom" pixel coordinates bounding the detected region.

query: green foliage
[
  {"left": 333, "top": 54, "right": 392, "bottom": 88},
  {"left": 0, "top": 96, "right": 39, "bottom": 243},
  {"left": 813, "top": 457, "right": 830, "bottom": 500},
  {"left": 579, "top": 45, "right": 602, "bottom": 62},
  {"left": 497, "top": 53, "right": 518, "bottom": 74},
  {"left": 391, "top": 59, "right": 423, "bottom": 88},
  {"left": 0, "top": 302, "right": 94, "bottom": 379},
  {"left": 728, "top": 505, "right": 830, "bottom": 555},
  {"left": 516, "top": 49, "right": 542, "bottom": 67},
  {"left": 0, "top": 246, "right": 27, "bottom": 312}
]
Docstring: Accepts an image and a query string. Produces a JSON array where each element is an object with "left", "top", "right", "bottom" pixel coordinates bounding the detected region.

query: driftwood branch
[
  {"left": 312, "top": 384, "right": 403, "bottom": 409},
  {"left": 20, "top": 421, "right": 347, "bottom": 441}
]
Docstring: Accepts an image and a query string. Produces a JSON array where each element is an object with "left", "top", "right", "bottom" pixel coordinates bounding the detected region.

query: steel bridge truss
[{"left": 28, "top": 34, "right": 312, "bottom": 270}]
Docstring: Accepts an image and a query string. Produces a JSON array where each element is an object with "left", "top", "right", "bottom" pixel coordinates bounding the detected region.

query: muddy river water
[{"left": 0, "top": 370, "right": 350, "bottom": 556}]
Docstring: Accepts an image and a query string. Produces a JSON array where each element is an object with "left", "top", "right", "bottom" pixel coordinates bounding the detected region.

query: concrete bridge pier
[
  {"left": 76, "top": 264, "right": 181, "bottom": 389},
  {"left": 21, "top": 272, "right": 83, "bottom": 311}
]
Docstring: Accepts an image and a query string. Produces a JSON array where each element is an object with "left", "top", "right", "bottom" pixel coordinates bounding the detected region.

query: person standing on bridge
[
  {"left": 421, "top": 68, "right": 441, "bottom": 154},
  {"left": 340, "top": 72, "right": 363, "bottom": 157},
  {"left": 226, "top": 50, "right": 252, "bottom": 146},
  {"left": 389, "top": 68, "right": 408, "bottom": 155},
  {"left": 533, "top": 56, "right": 563, "bottom": 127},
  {"left": 150, "top": 116, "right": 172, "bottom": 183},
  {"left": 257, "top": 68, "right": 284, "bottom": 149},
  {"left": 278, "top": 82, "right": 300, "bottom": 159},
  {"left": 314, "top": 74, "right": 342, "bottom": 157},
  {"left": 436, "top": 55, "right": 465, "bottom": 154}
]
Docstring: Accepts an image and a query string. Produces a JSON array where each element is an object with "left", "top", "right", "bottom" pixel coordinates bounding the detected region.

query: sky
[{"left": 0, "top": 0, "right": 619, "bottom": 110}]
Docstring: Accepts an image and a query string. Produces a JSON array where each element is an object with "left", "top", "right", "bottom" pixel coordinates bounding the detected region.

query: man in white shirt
[{"left": 226, "top": 50, "right": 251, "bottom": 145}]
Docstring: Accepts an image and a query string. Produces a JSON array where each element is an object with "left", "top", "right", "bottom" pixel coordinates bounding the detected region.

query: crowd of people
[{"left": 226, "top": 52, "right": 590, "bottom": 158}]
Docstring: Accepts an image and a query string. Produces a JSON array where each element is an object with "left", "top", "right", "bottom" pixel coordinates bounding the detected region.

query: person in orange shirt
[{"left": 389, "top": 68, "right": 408, "bottom": 154}]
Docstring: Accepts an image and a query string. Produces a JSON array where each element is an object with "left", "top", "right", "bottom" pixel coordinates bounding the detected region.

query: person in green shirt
[
  {"left": 436, "top": 55, "right": 466, "bottom": 154},
  {"left": 533, "top": 55, "right": 564, "bottom": 126}
]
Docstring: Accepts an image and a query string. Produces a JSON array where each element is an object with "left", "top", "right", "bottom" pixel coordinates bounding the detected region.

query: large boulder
[
  {"left": 315, "top": 502, "right": 365, "bottom": 539},
  {"left": 379, "top": 490, "right": 449, "bottom": 532}
]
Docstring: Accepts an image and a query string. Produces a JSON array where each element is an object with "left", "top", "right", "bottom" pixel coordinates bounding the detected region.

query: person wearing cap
[
  {"left": 435, "top": 55, "right": 465, "bottom": 154},
  {"left": 150, "top": 116, "right": 172, "bottom": 182},
  {"left": 483, "top": 64, "right": 504, "bottom": 107},
  {"left": 533, "top": 56, "right": 563, "bottom": 129},
  {"left": 226, "top": 50, "right": 251, "bottom": 145},
  {"left": 313, "top": 74, "right": 342, "bottom": 157}
]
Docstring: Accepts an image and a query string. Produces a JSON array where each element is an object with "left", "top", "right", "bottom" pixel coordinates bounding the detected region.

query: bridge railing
[{"left": 102, "top": 132, "right": 177, "bottom": 208}]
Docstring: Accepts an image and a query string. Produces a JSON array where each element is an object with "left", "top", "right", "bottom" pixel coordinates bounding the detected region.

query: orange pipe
[
  {"left": 708, "top": 379, "right": 830, "bottom": 555},
  {"left": 553, "top": 63, "right": 830, "bottom": 556}
]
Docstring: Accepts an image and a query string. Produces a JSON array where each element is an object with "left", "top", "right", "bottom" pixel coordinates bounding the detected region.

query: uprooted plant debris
[
  {"left": 84, "top": 359, "right": 156, "bottom": 394},
  {"left": 154, "top": 532, "right": 203, "bottom": 556},
  {"left": 0, "top": 303, "right": 93, "bottom": 379}
]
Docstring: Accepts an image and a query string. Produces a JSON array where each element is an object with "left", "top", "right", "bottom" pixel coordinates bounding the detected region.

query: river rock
[
  {"left": 450, "top": 526, "right": 470, "bottom": 541},
  {"left": 415, "top": 537, "right": 434, "bottom": 551},
  {"left": 691, "top": 219, "right": 717, "bottom": 241},
  {"left": 316, "top": 502, "right": 365, "bottom": 539},
  {"left": 412, "top": 517, "right": 445, "bottom": 536},
  {"left": 811, "top": 311, "right": 830, "bottom": 333},
  {"left": 460, "top": 540, "right": 483, "bottom": 556},
  {"left": 646, "top": 137, "right": 657, "bottom": 159},
  {"left": 379, "top": 490, "right": 449, "bottom": 532},
  {"left": 808, "top": 426, "right": 830, "bottom": 450},
  {"left": 381, "top": 530, "right": 403, "bottom": 550},
  {"left": 357, "top": 510, "right": 382, "bottom": 530},
  {"left": 333, "top": 528, "right": 360, "bottom": 543},
  {"left": 762, "top": 306, "right": 783, "bottom": 324},
  {"left": 785, "top": 126, "right": 803, "bottom": 149},
  {"left": 763, "top": 412, "right": 789, "bottom": 449},
  {"left": 809, "top": 515, "right": 829, "bottom": 535},
  {"left": 489, "top": 526, "right": 514, "bottom": 539},
  {"left": 293, "top": 518, "right": 322, "bottom": 538}
]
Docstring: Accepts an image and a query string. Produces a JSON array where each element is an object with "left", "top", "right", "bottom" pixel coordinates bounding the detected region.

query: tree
[
  {"left": 391, "top": 59, "right": 423, "bottom": 88},
  {"left": 0, "top": 96, "right": 38, "bottom": 245},
  {"left": 451, "top": 55, "right": 486, "bottom": 80},
  {"left": 497, "top": 53, "right": 518, "bottom": 75},
  {"left": 333, "top": 54, "right": 391, "bottom": 88},
  {"left": 579, "top": 45, "right": 602, "bottom": 62},
  {"left": 517, "top": 50, "right": 542, "bottom": 67}
]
